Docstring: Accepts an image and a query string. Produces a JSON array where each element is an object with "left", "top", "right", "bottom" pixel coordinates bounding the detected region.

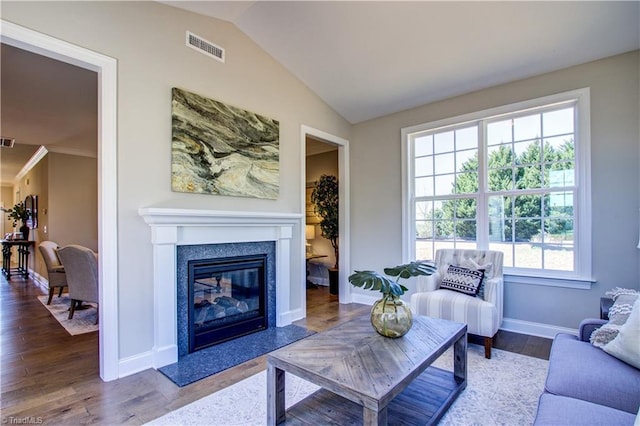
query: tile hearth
[{"left": 159, "top": 324, "right": 314, "bottom": 387}]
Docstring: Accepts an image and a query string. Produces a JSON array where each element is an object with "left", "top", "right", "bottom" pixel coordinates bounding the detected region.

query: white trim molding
[
  {"left": 1, "top": 20, "right": 119, "bottom": 382},
  {"left": 15, "top": 146, "right": 48, "bottom": 184},
  {"left": 138, "top": 207, "right": 303, "bottom": 370},
  {"left": 401, "top": 88, "right": 592, "bottom": 282},
  {"left": 301, "top": 125, "right": 351, "bottom": 314},
  {"left": 501, "top": 317, "right": 577, "bottom": 339}
]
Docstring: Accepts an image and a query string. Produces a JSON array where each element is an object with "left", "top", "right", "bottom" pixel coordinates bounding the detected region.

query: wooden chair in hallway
[
  {"left": 38, "top": 241, "right": 67, "bottom": 304},
  {"left": 57, "top": 244, "right": 99, "bottom": 324}
]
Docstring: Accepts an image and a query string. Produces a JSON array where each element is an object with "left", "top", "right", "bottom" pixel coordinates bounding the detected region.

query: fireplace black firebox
[{"left": 188, "top": 254, "right": 267, "bottom": 352}]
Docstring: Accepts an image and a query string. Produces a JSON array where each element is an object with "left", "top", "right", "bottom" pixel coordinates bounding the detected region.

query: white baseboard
[
  {"left": 501, "top": 317, "right": 577, "bottom": 339},
  {"left": 278, "top": 308, "right": 303, "bottom": 326},
  {"left": 30, "top": 269, "right": 48, "bottom": 290},
  {"left": 342, "top": 297, "right": 576, "bottom": 340},
  {"left": 116, "top": 310, "right": 575, "bottom": 380},
  {"left": 350, "top": 293, "right": 379, "bottom": 306},
  {"left": 118, "top": 350, "right": 154, "bottom": 378}
]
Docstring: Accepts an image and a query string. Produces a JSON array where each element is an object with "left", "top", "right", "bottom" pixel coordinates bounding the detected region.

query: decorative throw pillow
[
  {"left": 440, "top": 265, "right": 484, "bottom": 296},
  {"left": 590, "top": 288, "right": 639, "bottom": 348},
  {"left": 602, "top": 298, "right": 640, "bottom": 369},
  {"left": 460, "top": 259, "right": 492, "bottom": 300}
]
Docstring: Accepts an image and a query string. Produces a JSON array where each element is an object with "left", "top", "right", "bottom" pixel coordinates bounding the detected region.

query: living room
[{"left": 1, "top": 1, "right": 638, "bottom": 424}]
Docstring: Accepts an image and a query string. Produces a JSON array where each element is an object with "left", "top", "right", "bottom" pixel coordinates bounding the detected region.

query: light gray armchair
[
  {"left": 57, "top": 245, "right": 99, "bottom": 324},
  {"left": 410, "top": 249, "right": 504, "bottom": 358},
  {"left": 38, "top": 241, "right": 67, "bottom": 305}
]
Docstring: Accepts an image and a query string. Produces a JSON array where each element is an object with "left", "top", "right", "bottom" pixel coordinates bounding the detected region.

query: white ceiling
[
  {"left": 0, "top": 43, "right": 97, "bottom": 186},
  {"left": 1, "top": 1, "right": 638, "bottom": 185},
  {"left": 163, "top": 1, "right": 640, "bottom": 124}
]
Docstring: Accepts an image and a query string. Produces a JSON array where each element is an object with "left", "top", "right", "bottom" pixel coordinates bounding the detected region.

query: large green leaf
[
  {"left": 348, "top": 270, "right": 407, "bottom": 296},
  {"left": 383, "top": 261, "right": 437, "bottom": 279}
]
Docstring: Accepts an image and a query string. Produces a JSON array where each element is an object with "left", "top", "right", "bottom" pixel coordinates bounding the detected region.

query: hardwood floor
[{"left": 1, "top": 276, "right": 551, "bottom": 425}]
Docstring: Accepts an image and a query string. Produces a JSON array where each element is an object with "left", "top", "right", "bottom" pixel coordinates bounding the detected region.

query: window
[{"left": 402, "top": 89, "right": 591, "bottom": 283}]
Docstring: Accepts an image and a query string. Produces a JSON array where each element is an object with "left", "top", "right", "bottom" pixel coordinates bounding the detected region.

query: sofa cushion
[
  {"left": 545, "top": 333, "right": 640, "bottom": 414},
  {"left": 591, "top": 289, "right": 639, "bottom": 348},
  {"left": 410, "top": 289, "right": 498, "bottom": 337},
  {"left": 440, "top": 265, "right": 484, "bottom": 296},
  {"left": 534, "top": 393, "right": 636, "bottom": 426},
  {"left": 603, "top": 298, "right": 640, "bottom": 369},
  {"left": 460, "top": 258, "right": 492, "bottom": 299}
]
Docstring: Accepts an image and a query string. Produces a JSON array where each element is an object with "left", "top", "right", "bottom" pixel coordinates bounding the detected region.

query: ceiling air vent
[
  {"left": 0, "top": 137, "right": 15, "bottom": 148},
  {"left": 186, "top": 31, "right": 225, "bottom": 63}
]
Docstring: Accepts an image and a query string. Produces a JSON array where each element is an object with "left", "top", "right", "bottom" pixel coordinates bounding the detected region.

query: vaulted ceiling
[
  {"left": 1, "top": 1, "right": 638, "bottom": 185},
  {"left": 163, "top": 1, "right": 640, "bottom": 123}
]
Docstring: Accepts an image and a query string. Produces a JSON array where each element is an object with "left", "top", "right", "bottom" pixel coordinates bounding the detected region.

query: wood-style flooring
[{"left": 1, "top": 275, "right": 551, "bottom": 425}]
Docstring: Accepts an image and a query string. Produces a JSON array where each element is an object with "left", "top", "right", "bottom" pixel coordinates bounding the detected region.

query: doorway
[
  {"left": 1, "top": 20, "right": 119, "bottom": 381},
  {"left": 301, "top": 126, "right": 350, "bottom": 318}
]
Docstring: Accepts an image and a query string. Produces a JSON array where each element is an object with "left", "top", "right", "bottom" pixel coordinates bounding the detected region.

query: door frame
[
  {"left": 301, "top": 125, "right": 351, "bottom": 315},
  {"left": 1, "top": 20, "right": 119, "bottom": 381}
]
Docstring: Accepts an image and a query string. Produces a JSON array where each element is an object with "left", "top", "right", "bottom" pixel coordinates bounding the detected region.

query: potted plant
[
  {"left": 311, "top": 174, "right": 339, "bottom": 294},
  {"left": 3, "top": 201, "right": 31, "bottom": 240},
  {"left": 348, "top": 260, "right": 437, "bottom": 337}
]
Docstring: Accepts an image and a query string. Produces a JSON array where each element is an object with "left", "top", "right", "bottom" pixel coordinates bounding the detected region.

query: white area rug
[
  {"left": 37, "top": 294, "right": 98, "bottom": 335},
  {"left": 148, "top": 344, "right": 548, "bottom": 426}
]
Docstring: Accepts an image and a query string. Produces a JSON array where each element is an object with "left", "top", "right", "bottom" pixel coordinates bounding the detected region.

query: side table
[
  {"left": 1, "top": 240, "right": 35, "bottom": 279},
  {"left": 600, "top": 297, "right": 613, "bottom": 320}
]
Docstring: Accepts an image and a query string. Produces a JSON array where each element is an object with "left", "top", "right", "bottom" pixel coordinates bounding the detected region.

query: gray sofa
[{"left": 534, "top": 319, "right": 640, "bottom": 425}]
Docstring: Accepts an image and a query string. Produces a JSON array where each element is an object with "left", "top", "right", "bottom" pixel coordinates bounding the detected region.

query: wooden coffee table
[{"left": 267, "top": 314, "right": 467, "bottom": 425}]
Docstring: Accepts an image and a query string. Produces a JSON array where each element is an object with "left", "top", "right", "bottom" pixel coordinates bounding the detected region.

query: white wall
[
  {"left": 351, "top": 50, "right": 640, "bottom": 329},
  {"left": 2, "top": 1, "right": 352, "bottom": 359}
]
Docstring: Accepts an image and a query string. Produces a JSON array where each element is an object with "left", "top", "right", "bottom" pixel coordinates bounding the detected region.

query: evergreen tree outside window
[{"left": 402, "top": 89, "right": 591, "bottom": 281}]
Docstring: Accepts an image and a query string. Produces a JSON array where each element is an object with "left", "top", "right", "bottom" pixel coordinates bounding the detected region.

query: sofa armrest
[
  {"left": 483, "top": 277, "right": 504, "bottom": 322},
  {"left": 483, "top": 277, "right": 502, "bottom": 303},
  {"left": 415, "top": 272, "right": 442, "bottom": 293},
  {"left": 579, "top": 318, "right": 608, "bottom": 342}
]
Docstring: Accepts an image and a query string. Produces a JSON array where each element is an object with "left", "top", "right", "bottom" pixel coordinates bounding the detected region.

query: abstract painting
[{"left": 171, "top": 88, "right": 279, "bottom": 199}]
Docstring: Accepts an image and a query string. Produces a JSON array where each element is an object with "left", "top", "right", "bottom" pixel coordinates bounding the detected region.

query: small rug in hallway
[
  {"left": 148, "top": 344, "right": 548, "bottom": 426},
  {"left": 159, "top": 325, "right": 315, "bottom": 387},
  {"left": 37, "top": 295, "right": 98, "bottom": 336}
]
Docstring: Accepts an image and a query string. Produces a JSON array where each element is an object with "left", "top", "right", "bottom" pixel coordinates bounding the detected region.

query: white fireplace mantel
[{"left": 139, "top": 207, "right": 303, "bottom": 369}]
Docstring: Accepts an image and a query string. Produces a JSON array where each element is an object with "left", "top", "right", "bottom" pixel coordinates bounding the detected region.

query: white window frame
[{"left": 401, "top": 88, "right": 593, "bottom": 288}]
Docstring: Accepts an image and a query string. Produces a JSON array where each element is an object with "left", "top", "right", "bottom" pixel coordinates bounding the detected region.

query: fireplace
[
  {"left": 188, "top": 254, "right": 267, "bottom": 352},
  {"left": 176, "top": 241, "right": 277, "bottom": 357},
  {"left": 138, "top": 207, "right": 301, "bottom": 370}
]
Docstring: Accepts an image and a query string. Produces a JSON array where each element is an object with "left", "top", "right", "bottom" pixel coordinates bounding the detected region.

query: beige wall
[
  {"left": 0, "top": 186, "right": 15, "bottom": 237},
  {"left": 351, "top": 50, "right": 640, "bottom": 329},
  {"left": 2, "top": 152, "right": 97, "bottom": 282},
  {"left": 2, "top": 1, "right": 351, "bottom": 359},
  {"left": 47, "top": 153, "right": 98, "bottom": 251}
]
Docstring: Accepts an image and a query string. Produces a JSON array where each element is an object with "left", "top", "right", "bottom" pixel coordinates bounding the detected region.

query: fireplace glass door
[{"left": 188, "top": 254, "right": 267, "bottom": 352}]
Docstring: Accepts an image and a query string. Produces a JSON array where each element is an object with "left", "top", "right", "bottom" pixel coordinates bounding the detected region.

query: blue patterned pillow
[{"left": 440, "top": 265, "right": 485, "bottom": 296}]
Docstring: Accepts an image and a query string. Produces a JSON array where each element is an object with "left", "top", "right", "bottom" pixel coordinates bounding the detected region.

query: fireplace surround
[
  {"left": 139, "top": 208, "right": 302, "bottom": 369},
  {"left": 177, "top": 242, "right": 275, "bottom": 356}
]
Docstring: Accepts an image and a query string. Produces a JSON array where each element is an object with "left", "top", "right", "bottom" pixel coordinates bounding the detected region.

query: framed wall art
[{"left": 171, "top": 87, "right": 280, "bottom": 199}]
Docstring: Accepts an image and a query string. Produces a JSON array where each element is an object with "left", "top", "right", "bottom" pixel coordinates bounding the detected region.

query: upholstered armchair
[
  {"left": 38, "top": 241, "right": 67, "bottom": 305},
  {"left": 410, "top": 249, "right": 504, "bottom": 358},
  {"left": 57, "top": 245, "right": 99, "bottom": 324}
]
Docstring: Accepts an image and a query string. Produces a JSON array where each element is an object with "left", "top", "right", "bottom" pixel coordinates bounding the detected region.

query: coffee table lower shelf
[{"left": 281, "top": 366, "right": 465, "bottom": 425}]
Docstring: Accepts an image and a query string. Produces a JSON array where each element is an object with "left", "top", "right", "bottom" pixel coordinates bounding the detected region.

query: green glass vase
[{"left": 370, "top": 294, "right": 413, "bottom": 338}]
